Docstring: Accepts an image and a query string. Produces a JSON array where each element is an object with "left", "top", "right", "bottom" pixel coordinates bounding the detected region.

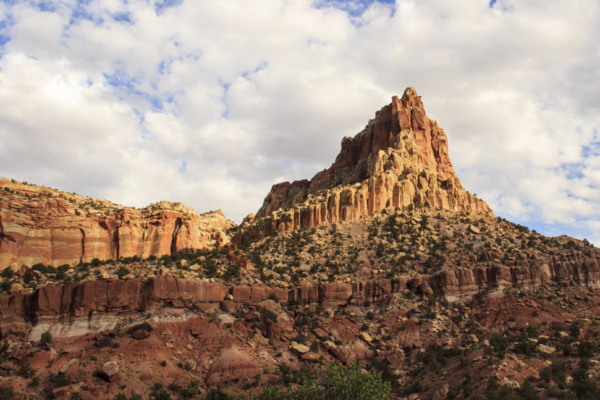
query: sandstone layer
[
  {"left": 0, "top": 179, "right": 235, "bottom": 270},
  {"left": 234, "top": 88, "right": 491, "bottom": 245},
  {"left": 1, "top": 252, "right": 597, "bottom": 340}
]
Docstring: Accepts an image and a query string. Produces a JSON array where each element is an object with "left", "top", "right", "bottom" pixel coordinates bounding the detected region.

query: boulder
[
  {"left": 206, "top": 348, "right": 261, "bottom": 387},
  {"left": 301, "top": 353, "right": 321, "bottom": 362},
  {"left": 99, "top": 361, "right": 120, "bottom": 382},
  {"left": 538, "top": 344, "right": 556, "bottom": 355},
  {"left": 132, "top": 329, "right": 150, "bottom": 340},
  {"left": 291, "top": 342, "right": 310, "bottom": 354},
  {"left": 9, "top": 284, "right": 23, "bottom": 294},
  {"left": 359, "top": 332, "right": 373, "bottom": 342}
]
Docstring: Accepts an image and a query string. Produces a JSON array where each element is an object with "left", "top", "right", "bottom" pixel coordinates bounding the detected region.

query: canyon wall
[
  {"left": 234, "top": 88, "right": 491, "bottom": 245},
  {"left": 1, "top": 253, "right": 597, "bottom": 338},
  {"left": 0, "top": 179, "right": 235, "bottom": 270}
]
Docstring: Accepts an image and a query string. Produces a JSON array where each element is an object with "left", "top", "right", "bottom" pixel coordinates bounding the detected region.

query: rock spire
[{"left": 235, "top": 88, "right": 491, "bottom": 244}]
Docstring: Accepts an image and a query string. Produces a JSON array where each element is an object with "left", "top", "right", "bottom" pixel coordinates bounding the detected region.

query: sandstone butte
[
  {"left": 234, "top": 87, "right": 492, "bottom": 245},
  {"left": 0, "top": 179, "right": 236, "bottom": 270}
]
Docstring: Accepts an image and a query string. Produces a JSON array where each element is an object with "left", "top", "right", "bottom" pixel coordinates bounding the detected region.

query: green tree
[
  {"left": 249, "top": 361, "right": 391, "bottom": 400},
  {"left": 40, "top": 331, "right": 53, "bottom": 346}
]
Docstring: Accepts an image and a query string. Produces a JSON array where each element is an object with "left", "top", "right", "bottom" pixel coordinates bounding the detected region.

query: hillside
[{"left": 0, "top": 89, "right": 599, "bottom": 400}]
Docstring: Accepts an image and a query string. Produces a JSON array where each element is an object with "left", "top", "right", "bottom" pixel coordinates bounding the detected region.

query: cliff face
[
  {"left": 0, "top": 179, "right": 236, "bottom": 269},
  {"left": 0, "top": 252, "right": 597, "bottom": 340},
  {"left": 235, "top": 88, "right": 491, "bottom": 245}
]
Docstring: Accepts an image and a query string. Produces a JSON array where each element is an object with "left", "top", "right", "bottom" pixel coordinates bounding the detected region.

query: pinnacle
[{"left": 402, "top": 86, "right": 418, "bottom": 99}]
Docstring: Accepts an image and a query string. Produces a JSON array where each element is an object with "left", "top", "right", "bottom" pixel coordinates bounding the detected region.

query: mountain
[
  {"left": 234, "top": 88, "right": 490, "bottom": 245},
  {"left": 0, "top": 89, "right": 599, "bottom": 400}
]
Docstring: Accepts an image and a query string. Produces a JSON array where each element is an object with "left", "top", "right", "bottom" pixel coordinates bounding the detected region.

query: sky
[{"left": 0, "top": 0, "right": 599, "bottom": 244}]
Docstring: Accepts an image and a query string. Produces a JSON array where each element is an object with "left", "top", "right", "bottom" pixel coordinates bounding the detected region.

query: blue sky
[{"left": 0, "top": 0, "right": 599, "bottom": 243}]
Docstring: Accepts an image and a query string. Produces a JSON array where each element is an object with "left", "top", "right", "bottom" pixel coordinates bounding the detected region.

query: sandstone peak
[{"left": 235, "top": 88, "right": 491, "bottom": 244}]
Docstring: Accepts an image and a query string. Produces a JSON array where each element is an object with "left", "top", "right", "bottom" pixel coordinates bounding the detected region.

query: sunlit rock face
[
  {"left": 235, "top": 87, "right": 491, "bottom": 245},
  {"left": 0, "top": 179, "right": 236, "bottom": 269}
]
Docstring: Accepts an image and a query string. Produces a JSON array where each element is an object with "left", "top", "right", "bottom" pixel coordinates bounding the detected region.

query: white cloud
[{"left": 0, "top": 0, "right": 599, "bottom": 244}]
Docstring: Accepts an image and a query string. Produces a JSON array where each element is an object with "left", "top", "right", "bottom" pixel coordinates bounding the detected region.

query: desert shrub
[
  {"left": 116, "top": 267, "right": 129, "bottom": 279},
  {"left": 31, "top": 263, "right": 56, "bottom": 274},
  {"left": 578, "top": 341, "right": 599, "bottom": 358},
  {"left": 204, "top": 259, "right": 218, "bottom": 278},
  {"left": 23, "top": 270, "right": 35, "bottom": 284},
  {"left": 180, "top": 380, "right": 201, "bottom": 399},
  {"left": 206, "top": 386, "right": 231, "bottom": 400},
  {"left": 570, "top": 322, "right": 581, "bottom": 338},
  {"left": 40, "top": 331, "right": 53, "bottom": 346},
  {"left": 292, "top": 334, "right": 307, "bottom": 344},
  {"left": 0, "top": 389, "right": 15, "bottom": 400},
  {"left": 52, "top": 373, "right": 71, "bottom": 387},
  {"left": 1, "top": 269, "right": 13, "bottom": 279},
  {"left": 97, "top": 336, "right": 113, "bottom": 348},
  {"left": 249, "top": 361, "right": 391, "bottom": 400},
  {"left": 150, "top": 382, "right": 171, "bottom": 400},
  {"left": 222, "top": 263, "right": 240, "bottom": 281},
  {"left": 261, "top": 308, "right": 278, "bottom": 323},
  {"left": 17, "top": 359, "right": 36, "bottom": 378},
  {"left": 268, "top": 293, "right": 279, "bottom": 302},
  {"left": 28, "top": 376, "right": 40, "bottom": 388},
  {"left": 0, "top": 280, "right": 12, "bottom": 293}
]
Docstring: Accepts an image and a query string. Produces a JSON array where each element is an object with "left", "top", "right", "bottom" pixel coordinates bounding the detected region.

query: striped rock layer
[
  {"left": 1, "top": 252, "right": 597, "bottom": 338},
  {"left": 0, "top": 179, "right": 235, "bottom": 269}
]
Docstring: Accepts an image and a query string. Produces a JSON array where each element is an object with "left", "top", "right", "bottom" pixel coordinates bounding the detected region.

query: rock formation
[
  {"left": 0, "top": 179, "right": 236, "bottom": 270},
  {"left": 1, "top": 252, "right": 597, "bottom": 341},
  {"left": 234, "top": 88, "right": 491, "bottom": 245},
  {"left": 206, "top": 348, "right": 262, "bottom": 386},
  {"left": 3, "top": 88, "right": 600, "bottom": 400}
]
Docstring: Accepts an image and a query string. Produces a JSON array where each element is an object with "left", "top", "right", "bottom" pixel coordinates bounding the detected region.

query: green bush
[
  {"left": 52, "top": 373, "right": 71, "bottom": 388},
  {"left": 206, "top": 387, "right": 231, "bottom": 400},
  {"left": 116, "top": 267, "right": 130, "bottom": 279},
  {"left": 17, "top": 359, "right": 36, "bottom": 378},
  {"left": 179, "top": 380, "right": 201, "bottom": 399},
  {"left": 578, "top": 341, "right": 599, "bottom": 358},
  {"left": 97, "top": 336, "right": 113, "bottom": 348},
  {"left": 0, "top": 389, "right": 15, "bottom": 400},
  {"left": 23, "top": 270, "right": 35, "bottom": 284},
  {"left": 40, "top": 331, "right": 53, "bottom": 346},
  {"left": 31, "top": 263, "right": 56, "bottom": 274},
  {"left": 1, "top": 269, "right": 14, "bottom": 279},
  {"left": 249, "top": 361, "right": 391, "bottom": 400},
  {"left": 150, "top": 382, "right": 171, "bottom": 400},
  {"left": 261, "top": 308, "right": 278, "bottom": 323}
]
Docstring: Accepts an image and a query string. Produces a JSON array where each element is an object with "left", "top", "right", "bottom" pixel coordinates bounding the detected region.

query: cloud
[{"left": 0, "top": 0, "right": 599, "bottom": 245}]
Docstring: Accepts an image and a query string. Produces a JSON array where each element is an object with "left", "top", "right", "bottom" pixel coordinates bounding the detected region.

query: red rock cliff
[
  {"left": 0, "top": 253, "right": 597, "bottom": 338},
  {"left": 0, "top": 180, "right": 236, "bottom": 270}
]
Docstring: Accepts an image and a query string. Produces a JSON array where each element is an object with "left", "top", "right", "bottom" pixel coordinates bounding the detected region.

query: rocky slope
[
  {"left": 0, "top": 88, "right": 599, "bottom": 400},
  {"left": 0, "top": 179, "right": 235, "bottom": 270},
  {"left": 234, "top": 88, "right": 491, "bottom": 245},
  {"left": 0, "top": 199, "right": 598, "bottom": 399}
]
